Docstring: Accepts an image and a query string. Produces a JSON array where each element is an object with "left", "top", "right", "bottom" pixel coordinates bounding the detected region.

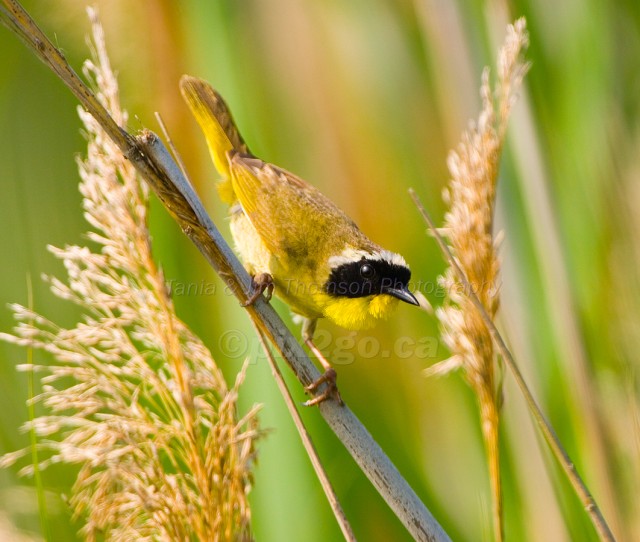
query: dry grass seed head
[
  {"left": 428, "top": 18, "right": 529, "bottom": 542},
  {"left": 430, "top": 18, "right": 529, "bottom": 382},
  {"left": 0, "top": 8, "right": 260, "bottom": 541}
]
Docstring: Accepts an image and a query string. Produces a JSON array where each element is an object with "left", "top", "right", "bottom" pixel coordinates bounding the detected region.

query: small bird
[{"left": 180, "top": 76, "right": 419, "bottom": 405}]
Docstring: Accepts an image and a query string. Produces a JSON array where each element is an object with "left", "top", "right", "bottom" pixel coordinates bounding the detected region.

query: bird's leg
[
  {"left": 241, "top": 272, "right": 274, "bottom": 306},
  {"left": 302, "top": 318, "right": 343, "bottom": 407}
]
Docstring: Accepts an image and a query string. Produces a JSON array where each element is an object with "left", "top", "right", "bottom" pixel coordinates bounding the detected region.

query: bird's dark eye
[{"left": 360, "top": 263, "right": 375, "bottom": 279}]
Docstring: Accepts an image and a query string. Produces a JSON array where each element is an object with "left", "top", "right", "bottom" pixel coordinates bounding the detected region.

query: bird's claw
[
  {"left": 303, "top": 368, "right": 343, "bottom": 407},
  {"left": 242, "top": 273, "right": 274, "bottom": 306}
]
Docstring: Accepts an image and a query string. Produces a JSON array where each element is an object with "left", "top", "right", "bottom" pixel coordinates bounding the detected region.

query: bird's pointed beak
[{"left": 383, "top": 285, "right": 420, "bottom": 306}]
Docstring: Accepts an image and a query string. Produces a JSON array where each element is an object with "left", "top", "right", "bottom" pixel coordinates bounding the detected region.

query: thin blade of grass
[
  {"left": 251, "top": 322, "right": 356, "bottom": 542},
  {"left": 25, "top": 273, "right": 50, "bottom": 542}
]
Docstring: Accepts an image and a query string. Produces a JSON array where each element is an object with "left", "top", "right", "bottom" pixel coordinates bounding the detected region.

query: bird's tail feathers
[{"left": 180, "top": 75, "right": 249, "bottom": 204}]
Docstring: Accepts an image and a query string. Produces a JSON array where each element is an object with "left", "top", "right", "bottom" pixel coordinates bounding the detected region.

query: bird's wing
[{"left": 228, "top": 152, "right": 364, "bottom": 271}]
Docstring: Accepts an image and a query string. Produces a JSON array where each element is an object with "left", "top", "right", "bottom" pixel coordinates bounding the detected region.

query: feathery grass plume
[
  {"left": 427, "top": 18, "right": 529, "bottom": 542},
  {"left": 0, "top": 9, "right": 260, "bottom": 541}
]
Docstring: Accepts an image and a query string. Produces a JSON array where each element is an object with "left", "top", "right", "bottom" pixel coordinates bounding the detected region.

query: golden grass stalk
[
  {"left": 411, "top": 19, "right": 615, "bottom": 542},
  {"left": 0, "top": 10, "right": 260, "bottom": 541},
  {"left": 426, "top": 18, "right": 530, "bottom": 541},
  {"left": 411, "top": 190, "right": 616, "bottom": 542}
]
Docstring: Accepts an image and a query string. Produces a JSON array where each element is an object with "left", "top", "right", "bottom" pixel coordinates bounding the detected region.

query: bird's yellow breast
[
  {"left": 319, "top": 293, "right": 400, "bottom": 330},
  {"left": 229, "top": 209, "right": 401, "bottom": 328},
  {"left": 230, "top": 209, "right": 324, "bottom": 319}
]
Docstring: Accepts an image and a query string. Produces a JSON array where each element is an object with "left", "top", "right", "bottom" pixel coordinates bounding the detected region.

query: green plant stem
[
  {"left": 409, "top": 188, "right": 616, "bottom": 542},
  {"left": 25, "top": 274, "right": 50, "bottom": 541}
]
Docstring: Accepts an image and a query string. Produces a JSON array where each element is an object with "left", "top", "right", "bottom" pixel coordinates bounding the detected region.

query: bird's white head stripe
[{"left": 328, "top": 247, "right": 408, "bottom": 269}]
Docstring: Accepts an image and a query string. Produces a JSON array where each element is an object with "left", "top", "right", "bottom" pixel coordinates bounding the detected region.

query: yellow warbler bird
[{"left": 180, "top": 76, "right": 419, "bottom": 405}]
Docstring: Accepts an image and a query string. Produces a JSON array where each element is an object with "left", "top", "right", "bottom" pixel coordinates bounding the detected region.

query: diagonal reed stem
[
  {"left": 0, "top": 2, "right": 450, "bottom": 540},
  {"left": 142, "top": 131, "right": 449, "bottom": 542},
  {"left": 409, "top": 188, "right": 615, "bottom": 542}
]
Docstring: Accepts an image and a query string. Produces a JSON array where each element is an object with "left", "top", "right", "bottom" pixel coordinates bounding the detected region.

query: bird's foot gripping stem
[
  {"left": 242, "top": 273, "right": 274, "bottom": 306},
  {"left": 302, "top": 324, "right": 344, "bottom": 407},
  {"left": 303, "top": 367, "right": 343, "bottom": 407}
]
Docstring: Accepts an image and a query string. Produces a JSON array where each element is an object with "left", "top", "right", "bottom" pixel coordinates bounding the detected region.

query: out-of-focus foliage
[{"left": 1, "top": 1, "right": 638, "bottom": 541}]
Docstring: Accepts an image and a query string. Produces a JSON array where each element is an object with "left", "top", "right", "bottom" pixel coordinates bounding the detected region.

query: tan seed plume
[
  {"left": 427, "top": 18, "right": 530, "bottom": 542},
  {"left": 0, "top": 9, "right": 260, "bottom": 541}
]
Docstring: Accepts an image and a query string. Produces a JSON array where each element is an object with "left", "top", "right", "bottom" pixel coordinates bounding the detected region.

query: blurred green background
[{"left": 1, "top": 0, "right": 639, "bottom": 540}]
